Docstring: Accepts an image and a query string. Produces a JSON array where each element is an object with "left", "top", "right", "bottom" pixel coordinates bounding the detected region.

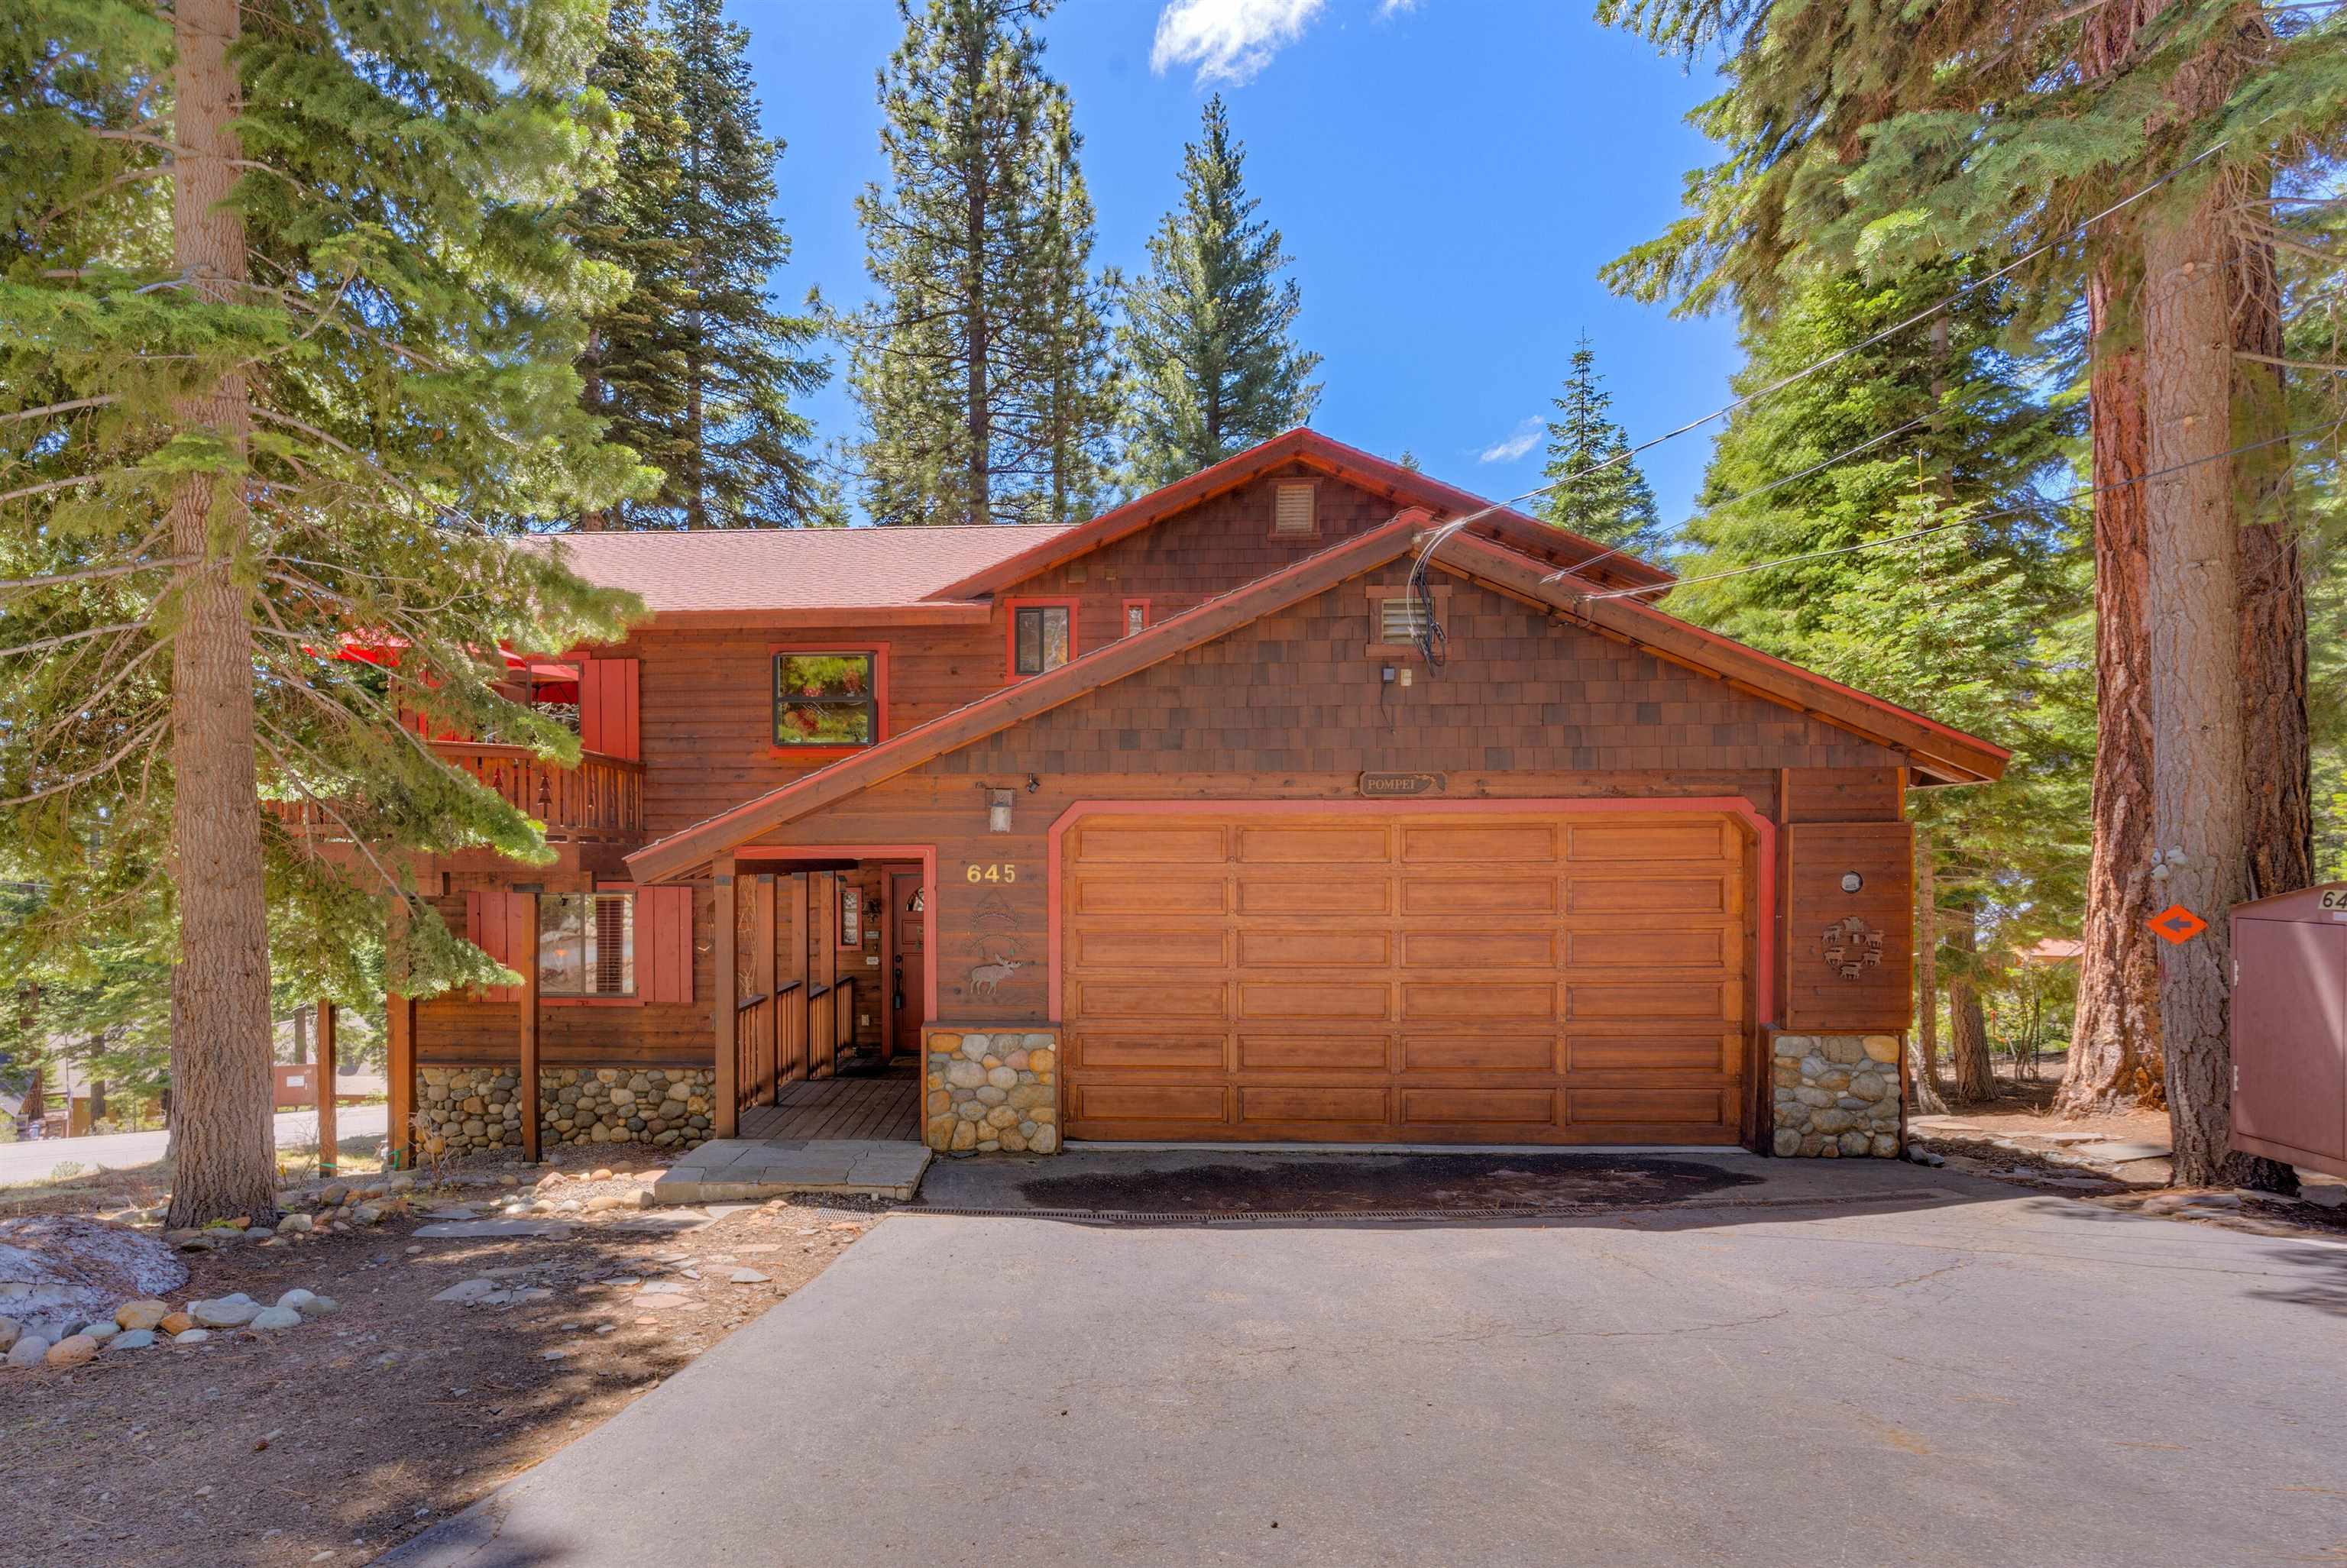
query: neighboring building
[{"left": 375, "top": 430, "right": 2005, "bottom": 1165}]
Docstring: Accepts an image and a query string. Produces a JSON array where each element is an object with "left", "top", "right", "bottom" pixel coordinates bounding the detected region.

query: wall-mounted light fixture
[{"left": 987, "top": 787, "right": 1015, "bottom": 833}]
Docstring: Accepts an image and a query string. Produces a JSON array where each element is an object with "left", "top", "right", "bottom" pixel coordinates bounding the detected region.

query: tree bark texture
[
  {"left": 1910, "top": 834, "right": 1947, "bottom": 1111},
  {"left": 1948, "top": 908, "right": 1997, "bottom": 1105},
  {"left": 2064, "top": 251, "right": 2166, "bottom": 1114},
  {"left": 164, "top": 0, "right": 278, "bottom": 1229},
  {"left": 2141, "top": 191, "right": 2257, "bottom": 1188}
]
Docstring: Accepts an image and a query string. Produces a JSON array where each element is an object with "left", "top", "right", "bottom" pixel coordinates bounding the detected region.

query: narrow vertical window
[
  {"left": 1124, "top": 600, "right": 1147, "bottom": 638},
  {"left": 541, "top": 892, "right": 635, "bottom": 997},
  {"left": 1013, "top": 605, "right": 1071, "bottom": 674}
]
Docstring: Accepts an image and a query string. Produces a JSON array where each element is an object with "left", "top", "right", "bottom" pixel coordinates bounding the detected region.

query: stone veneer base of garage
[
  {"left": 1771, "top": 1033, "right": 1905, "bottom": 1156},
  {"left": 923, "top": 1027, "right": 1060, "bottom": 1155}
]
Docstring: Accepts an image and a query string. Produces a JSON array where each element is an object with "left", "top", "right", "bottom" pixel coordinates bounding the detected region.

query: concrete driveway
[{"left": 380, "top": 1158, "right": 2347, "bottom": 1568}]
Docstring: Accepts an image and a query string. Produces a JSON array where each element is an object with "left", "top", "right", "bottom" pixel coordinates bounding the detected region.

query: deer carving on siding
[{"left": 966, "top": 952, "right": 1025, "bottom": 999}]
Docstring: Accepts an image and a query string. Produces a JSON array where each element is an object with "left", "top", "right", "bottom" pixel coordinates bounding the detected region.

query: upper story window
[
  {"left": 1007, "top": 600, "right": 1075, "bottom": 678},
  {"left": 541, "top": 891, "right": 634, "bottom": 998},
  {"left": 774, "top": 651, "right": 878, "bottom": 748},
  {"left": 1123, "top": 599, "right": 1148, "bottom": 638}
]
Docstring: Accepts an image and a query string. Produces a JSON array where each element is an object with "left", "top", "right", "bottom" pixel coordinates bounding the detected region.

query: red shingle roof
[{"left": 532, "top": 524, "right": 1072, "bottom": 619}]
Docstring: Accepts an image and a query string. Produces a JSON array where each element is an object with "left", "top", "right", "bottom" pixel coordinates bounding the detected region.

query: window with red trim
[
  {"left": 1004, "top": 598, "right": 1078, "bottom": 679},
  {"left": 773, "top": 651, "right": 878, "bottom": 748},
  {"left": 1121, "top": 599, "right": 1148, "bottom": 638},
  {"left": 540, "top": 891, "right": 634, "bottom": 998}
]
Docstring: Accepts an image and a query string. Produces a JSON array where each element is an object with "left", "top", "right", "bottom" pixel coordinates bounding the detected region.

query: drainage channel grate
[{"left": 910, "top": 1187, "right": 1958, "bottom": 1226}]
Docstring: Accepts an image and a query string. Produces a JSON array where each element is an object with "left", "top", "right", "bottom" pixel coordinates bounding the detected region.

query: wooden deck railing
[
  {"left": 733, "top": 976, "right": 859, "bottom": 1117},
  {"left": 435, "top": 742, "right": 643, "bottom": 838}
]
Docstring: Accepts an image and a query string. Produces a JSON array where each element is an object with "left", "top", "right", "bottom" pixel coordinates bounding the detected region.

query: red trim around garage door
[{"left": 1042, "top": 797, "right": 1777, "bottom": 1030}]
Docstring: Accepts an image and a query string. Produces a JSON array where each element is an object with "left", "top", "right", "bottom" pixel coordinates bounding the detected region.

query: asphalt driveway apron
[{"left": 377, "top": 1159, "right": 2347, "bottom": 1568}]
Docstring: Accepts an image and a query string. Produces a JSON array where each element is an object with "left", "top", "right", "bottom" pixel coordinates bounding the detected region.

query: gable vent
[
  {"left": 1272, "top": 481, "right": 1316, "bottom": 537},
  {"left": 1378, "top": 593, "right": 1429, "bottom": 643}
]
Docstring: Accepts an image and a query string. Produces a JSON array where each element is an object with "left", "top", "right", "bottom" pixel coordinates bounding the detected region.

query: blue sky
[{"left": 746, "top": 0, "right": 1739, "bottom": 523}]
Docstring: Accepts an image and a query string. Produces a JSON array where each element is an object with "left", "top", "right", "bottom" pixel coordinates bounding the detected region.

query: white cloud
[
  {"left": 1478, "top": 417, "right": 1544, "bottom": 464},
  {"left": 1377, "top": 0, "right": 1421, "bottom": 15},
  {"left": 1151, "top": 0, "right": 1328, "bottom": 86}
]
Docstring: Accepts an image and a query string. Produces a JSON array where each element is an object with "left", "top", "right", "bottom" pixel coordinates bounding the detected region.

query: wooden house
[{"left": 380, "top": 430, "right": 2005, "bottom": 1165}]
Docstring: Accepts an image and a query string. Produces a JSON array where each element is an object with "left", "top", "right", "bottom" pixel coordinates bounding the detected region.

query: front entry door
[{"left": 889, "top": 870, "right": 928, "bottom": 1059}]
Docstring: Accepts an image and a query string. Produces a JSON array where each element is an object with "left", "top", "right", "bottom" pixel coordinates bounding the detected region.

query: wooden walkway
[{"left": 740, "top": 1075, "right": 921, "bottom": 1143}]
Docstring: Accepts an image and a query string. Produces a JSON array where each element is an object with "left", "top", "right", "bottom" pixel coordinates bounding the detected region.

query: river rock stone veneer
[
  {"left": 924, "top": 1030, "right": 1060, "bottom": 1156},
  {"left": 416, "top": 1065, "right": 715, "bottom": 1156},
  {"left": 1771, "top": 1033, "right": 1903, "bottom": 1157}
]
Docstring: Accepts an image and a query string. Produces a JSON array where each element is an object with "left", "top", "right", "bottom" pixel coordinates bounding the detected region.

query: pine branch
[
  {"left": 0, "top": 622, "right": 154, "bottom": 659},
  {"left": 1, "top": 717, "right": 167, "bottom": 808}
]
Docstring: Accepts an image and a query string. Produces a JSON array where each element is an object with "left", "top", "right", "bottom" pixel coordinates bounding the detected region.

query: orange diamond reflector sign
[{"left": 2148, "top": 904, "right": 2207, "bottom": 944}]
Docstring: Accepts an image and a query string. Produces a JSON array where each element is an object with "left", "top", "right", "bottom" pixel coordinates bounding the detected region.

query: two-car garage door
[{"left": 1060, "top": 809, "right": 1751, "bottom": 1145}]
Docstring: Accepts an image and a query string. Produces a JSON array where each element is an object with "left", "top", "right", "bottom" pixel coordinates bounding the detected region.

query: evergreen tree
[
  {"left": 846, "top": 0, "right": 1119, "bottom": 525},
  {"left": 1119, "top": 95, "right": 1320, "bottom": 490},
  {"left": 1540, "top": 336, "right": 1660, "bottom": 551},
  {"left": 1600, "top": 0, "right": 2345, "bottom": 1185},
  {"left": 0, "top": 0, "right": 646, "bottom": 1221}
]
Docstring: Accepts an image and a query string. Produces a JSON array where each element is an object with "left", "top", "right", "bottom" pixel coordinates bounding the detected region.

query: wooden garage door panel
[
  {"left": 1073, "top": 875, "right": 1225, "bottom": 915},
  {"left": 1566, "top": 1034, "right": 1730, "bottom": 1074},
  {"left": 1403, "top": 981, "right": 1554, "bottom": 1020},
  {"left": 1070, "top": 1083, "right": 1227, "bottom": 1123},
  {"left": 1061, "top": 809, "right": 1748, "bottom": 1146},
  {"left": 1567, "top": 1087, "right": 1726, "bottom": 1124},
  {"left": 1236, "top": 981, "right": 1390, "bottom": 1020},
  {"left": 1567, "top": 821, "right": 1730, "bottom": 862},
  {"left": 1074, "top": 823, "right": 1225, "bottom": 862},
  {"left": 1570, "top": 876, "right": 1731, "bottom": 913},
  {"left": 1401, "top": 823, "right": 1559, "bottom": 863},
  {"left": 1403, "top": 929, "right": 1555, "bottom": 968},
  {"left": 1070, "top": 928, "right": 1223, "bottom": 968},
  {"left": 1238, "top": 1033, "right": 1390, "bottom": 1072},
  {"left": 1238, "top": 926, "right": 1389, "bottom": 967},
  {"left": 1068, "top": 1033, "right": 1228, "bottom": 1072},
  {"left": 1238, "top": 875, "right": 1392, "bottom": 916},
  {"left": 1069, "top": 979, "right": 1229, "bottom": 1019},
  {"left": 1400, "top": 1088, "right": 1556, "bottom": 1125},
  {"left": 1399, "top": 878, "right": 1557, "bottom": 915},
  {"left": 1566, "top": 981, "right": 1734, "bottom": 1021},
  {"left": 1239, "top": 1085, "right": 1389, "bottom": 1125},
  {"left": 1566, "top": 926, "right": 1730, "bottom": 968},
  {"left": 1235, "top": 824, "right": 1390, "bottom": 863},
  {"left": 1400, "top": 1035, "right": 1555, "bottom": 1074}
]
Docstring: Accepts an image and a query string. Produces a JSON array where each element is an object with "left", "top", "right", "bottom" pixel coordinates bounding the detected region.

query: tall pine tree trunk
[
  {"left": 1948, "top": 908, "right": 1996, "bottom": 1104},
  {"left": 2064, "top": 250, "right": 2164, "bottom": 1114},
  {"left": 165, "top": 0, "right": 279, "bottom": 1228},
  {"left": 961, "top": 30, "right": 990, "bottom": 525},
  {"left": 1910, "top": 834, "right": 1947, "bottom": 1111}
]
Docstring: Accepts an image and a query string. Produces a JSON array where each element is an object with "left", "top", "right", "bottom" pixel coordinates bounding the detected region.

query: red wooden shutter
[
  {"left": 635, "top": 885, "right": 694, "bottom": 1005},
  {"left": 465, "top": 889, "right": 526, "bottom": 1002},
  {"left": 578, "top": 658, "right": 640, "bottom": 761}
]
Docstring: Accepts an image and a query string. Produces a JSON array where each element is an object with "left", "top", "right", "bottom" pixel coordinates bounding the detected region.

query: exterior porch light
[{"left": 987, "top": 787, "right": 1015, "bottom": 833}]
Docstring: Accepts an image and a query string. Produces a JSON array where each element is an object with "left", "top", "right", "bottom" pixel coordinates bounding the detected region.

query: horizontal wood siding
[{"left": 1782, "top": 820, "right": 1915, "bottom": 1033}]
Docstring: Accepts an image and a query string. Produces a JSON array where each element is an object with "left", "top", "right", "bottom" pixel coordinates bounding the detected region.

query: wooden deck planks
[{"left": 736, "top": 1075, "right": 918, "bottom": 1142}]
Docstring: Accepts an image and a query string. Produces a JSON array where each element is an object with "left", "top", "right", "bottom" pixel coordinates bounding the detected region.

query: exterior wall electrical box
[{"left": 2229, "top": 883, "right": 2347, "bottom": 1180}]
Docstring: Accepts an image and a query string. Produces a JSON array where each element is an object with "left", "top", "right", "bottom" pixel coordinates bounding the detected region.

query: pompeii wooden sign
[{"left": 1358, "top": 771, "right": 1446, "bottom": 798}]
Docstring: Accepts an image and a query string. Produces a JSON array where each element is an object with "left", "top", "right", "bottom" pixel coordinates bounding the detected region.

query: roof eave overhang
[{"left": 625, "top": 602, "right": 995, "bottom": 632}]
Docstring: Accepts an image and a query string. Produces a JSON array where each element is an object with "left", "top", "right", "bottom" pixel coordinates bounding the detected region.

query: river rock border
[
  {"left": 416, "top": 1066, "right": 715, "bottom": 1157},
  {"left": 924, "top": 1029, "right": 1059, "bottom": 1155},
  {"left": 1771, "top": 1033, "right": 1903, "bottom": 1156}
]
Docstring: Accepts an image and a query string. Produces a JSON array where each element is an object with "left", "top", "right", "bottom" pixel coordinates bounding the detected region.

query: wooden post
[
  {"left": 314, "top": 1000, "right": 338, "bottom": 1177},
  {"left": 385, "top": 991, "right": 417, "bottom": 1169},
  {"left": 519, "top": 891, "right": 541, "bottom": 1162},
  {"left": 713, "top": 858, "right": 737, "bottom": 1139},
  {"left": 752, "top": 873, "right": 776, "bottom": 1108}
]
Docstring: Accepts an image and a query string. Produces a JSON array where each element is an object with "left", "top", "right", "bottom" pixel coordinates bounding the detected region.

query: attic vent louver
[
  {"left": 1379, "top": 594, "right": 1429, "bottom": 642},
  {"left": 1272, "top": 481, "right": 1316, "bottom": 537}
]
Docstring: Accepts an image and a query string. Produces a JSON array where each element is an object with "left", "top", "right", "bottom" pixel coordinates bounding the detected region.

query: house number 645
[{"left": 966, "top": 863, "right": 1018, "bottom": 884}]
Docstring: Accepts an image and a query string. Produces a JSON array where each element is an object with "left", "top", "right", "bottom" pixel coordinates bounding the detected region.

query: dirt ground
[
  {"left": 0, "top": 1159, "right": 893, "bottom": 1568},
  {"left": 1915, "top": 1052, "right": 2173, "bottom": 1147}
]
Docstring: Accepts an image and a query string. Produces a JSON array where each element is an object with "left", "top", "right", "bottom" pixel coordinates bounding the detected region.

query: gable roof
[
  {"left": 923, "top": 427, "right": 1679, "bottom": 601},
  {"left": 624, "top": 518, "right": 2006, "bottom": 884},
  {"left": 533, "top": 523, "right": 1072, "bottom": 626}
]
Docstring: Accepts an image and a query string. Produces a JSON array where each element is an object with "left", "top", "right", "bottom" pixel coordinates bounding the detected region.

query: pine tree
[
  {"left": 1119, "top": 95, "right": 1321, "bottom": 491},
  {"left": 0, "top": 0, "right": 646, "bottom": 1222},
  {"left": 846, "top": 0, "right": 1118, "bottom": 525},
  {"left": 1599, "top": 0, "right": 2345, "bottom": 1185},
  {"left": 666, "top": 0, "right": 828, "bottom": 529},
  {"left": 1541, "top": 336, "right": 1661, "bottom": 551}
]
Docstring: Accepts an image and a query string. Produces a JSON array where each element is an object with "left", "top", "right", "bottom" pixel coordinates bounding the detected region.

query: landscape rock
[
  {"left": 276, "top": 1213, "right": 314, "bottom": 1235},
  {"left": 45, "top": 1334, "right": 98, "bottom": 1368},
  {"left": 172, "top": 1328, "right": 211, "bottom": 1343},
  {"left": 116, "top": 1299, "right": 170, "bottom": 1331},
  {"left": 296, "top": 1295, "right": 340, "bottom": 1318},
  {"left": 7, "top": 1335, "right": 50, "bottom": 1369},
  {"left": 111, "top": 1329, "right": 157, "bottom": 1351},
  {"left": 729, "top": 1268, "right": 771, "bottom": 1284},
  {"left": 0, "top": 1214, "right": 189, "bottom": 1343},
  {"left": 189, "top": 1298, "right": 262, "bottom": 1328},
  {"left": 249, "top": 1306, "right": 303, "bottom": 1330},
  {"left": 432, "top": 1279, "right": 500, "bottom": 1305},
  {"left": 81, "top": 1320, "right": 120, "bottom": 1343},
  {"left": 275, "top": 1288, "right": 318, "bottom": 1312},
  {"left": 0, "top": 1314, "right": 17, "bottom": 1352}
]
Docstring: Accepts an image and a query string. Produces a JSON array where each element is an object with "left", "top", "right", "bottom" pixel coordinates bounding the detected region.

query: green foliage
[
  {"left": 575, "top": 0, "right": 830, "bottom": 529},
  {"left": 0, "top": 0, "right": 652, "bottom": 1032},
  {"left": 1541, "top": 335, "right": 1660, "bottom": 551},
  {"left": 1119, "top": 95, "right": 1320, "bottom": 491},
  {"left": 844, "top": 0, "right": 1121, "bottom": 525}
]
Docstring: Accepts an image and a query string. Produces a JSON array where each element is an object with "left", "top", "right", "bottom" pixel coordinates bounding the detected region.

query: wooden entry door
[
  {"left": 889, "top": 870, "right": 928, "bottom": 1059},
  {"left": 1060, "top": 808, "right": 1750, "bottom": 1144}
]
